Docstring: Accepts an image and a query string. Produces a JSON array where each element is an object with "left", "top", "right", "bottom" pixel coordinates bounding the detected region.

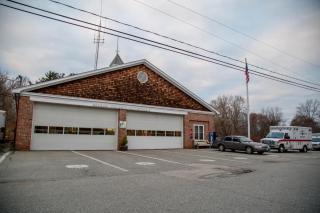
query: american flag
[{"left": 245, "top": 59, "right": 249, "bottom": 83}]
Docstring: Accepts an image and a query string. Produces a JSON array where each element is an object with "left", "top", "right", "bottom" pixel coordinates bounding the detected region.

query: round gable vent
[{"left": 137, "top": 71, "right": 148, "bottom": 84}]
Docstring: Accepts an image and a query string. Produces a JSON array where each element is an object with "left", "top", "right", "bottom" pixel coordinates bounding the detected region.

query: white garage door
[
  {"left": 127, "top": 111, "right": 183, "bottom": 149},
  {"left": 31, "top": 103, "right": 118, "bottom": 150}
]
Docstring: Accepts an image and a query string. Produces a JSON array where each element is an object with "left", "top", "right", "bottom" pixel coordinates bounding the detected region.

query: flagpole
[{"left": 245, "top": 58, "right": 250, "bottom": 139}]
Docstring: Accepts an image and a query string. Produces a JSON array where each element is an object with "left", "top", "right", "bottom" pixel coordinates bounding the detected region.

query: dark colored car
[{"left": 217, "top": 136, "right": 270, "bottom": 154}]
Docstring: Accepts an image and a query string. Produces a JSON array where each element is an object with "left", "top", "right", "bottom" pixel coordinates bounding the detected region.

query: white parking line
[
  {"left": 0, "top": 152, "right": 11, "bottom": 164},
  {"left": 72, "top": 151, "right": 128, "bottom": 172},
  {"left": 199, "top": 159, "right": 216, "bottom": 162},
  {"left": 187, "top": 153, "right": 250, "bottom": 164},
  {"left": 233, "top": 157, "right": 248, "bottom": 160},
  {"left": 163, "top": 150, "right": 251, "bottom": 164},
  {"left": 117, "top": 151, "right": 187, "bottom": 166},
  {"left": 135, "top": 162, "right": 155, "bottom": 166}
]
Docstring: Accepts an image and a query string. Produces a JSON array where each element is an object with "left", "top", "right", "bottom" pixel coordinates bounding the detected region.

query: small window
[
  {"left": 224, "top": 137, "right": 232, "bottom": 142},
  {"left": 156, "top": 131, "right": 165, "bottom": 136},
  {"left": 166, "top": 131, "right": 174, "bottom": 136},
  {"left": 147, "top": 130, "right": 156, "bottom": 136},
  {"left": 136, "top": 130, "right": 147, "bottom": 136},
  {"left": 127, "top": 129, "right": 135, "bottom": 136},
  {"left": 79, "top": 128, "right": 91, "bottom": 135},
  {"left": 64, "top": 127, "right": 78, "bottom": 134},
  {"left": 34, "top": 126, "right": 48, "bottom": 134},
  {"left": 93, "top": 128, "right": 104, "bottom": 135},
  {"left": 194, "top": 125, "right": 204, "bottom": 140},
  {"left": 49, "top": 126, "right": 63, "bottom": 134},
  {"left": 105, "top": 128, "right": 115, "bottom": 135},
  {"left": 174, "top": 131, "right": 182, "bottom": 137}
]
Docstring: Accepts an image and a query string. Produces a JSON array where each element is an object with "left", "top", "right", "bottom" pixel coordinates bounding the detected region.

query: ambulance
[{"left": 261, "top": 126, "right": 312, "bottom": 153}]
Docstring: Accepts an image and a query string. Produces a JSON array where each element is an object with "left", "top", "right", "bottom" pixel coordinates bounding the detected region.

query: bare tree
[
  {"left": 12, "top": 75, "right": 32, "bottom": 88},
  {"left": 0, "top": 71, "right": 32, "bottom": 141},
  {"left": 230, "top": 96, "right": 246, "bottom": 133},
  {"left": 0, "top": 71, "right": 16, "bottom": 140},
  {"left": 296, "top": 99, "right": 320, "bottom": 122},
  {"left": 262, "top": 107, "right": 283, "bottom": 125},
  {"left": 250, "top": 107, "right": 283, "bottom": 141},
  {"left": 211, "top": 95, "right": 246, "bottom": 138},
  {"left": 291, "top": 99, "right": 320, "bottom": 132}
]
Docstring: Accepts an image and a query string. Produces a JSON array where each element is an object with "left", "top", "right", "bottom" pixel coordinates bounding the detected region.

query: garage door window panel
[
  {"left": 174, "top": 131, "right": 182, "bottom": 137},
  {"left": 64, "top": 127, "right": 78, "bottom": 134},
  {"left": 79, "top": 128, "right": 91, "bottom": 135},
  {"left": 136, "top": 130, "right": 147, "bottom": 136},
  {"left": 93, "top": 128, "right": 104, "bottom": 135},
  {"left": 105, "top": 128, "right": 115, "bottom": 135},
  {"left": 34, "top": 126, "right": 48, "bottom": 134},
  {"left": 147, "top": 130, "right": 156, "bottom": 136},
  {"left": 156, "top": 131, "right": 165, "bottom": 136},
  {"left": 166, "top": 131, "right": 174, "bottom": 136},
  {"left": 49, "top": 126, "right": 63, "bottom": 134},
  {"left": 127, "top": 129, "right": 136, "bottom": 136}
]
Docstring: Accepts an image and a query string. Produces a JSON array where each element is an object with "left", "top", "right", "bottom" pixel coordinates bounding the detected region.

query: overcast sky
[{"left": 0, "top": 0, "right": 319, "bottom": 122}]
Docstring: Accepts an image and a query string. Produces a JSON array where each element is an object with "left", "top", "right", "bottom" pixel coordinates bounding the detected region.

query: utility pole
[
  {"left": 93, "top": 0, "right": 104, "bottom": 70},
  {"left": 245, "top": 58, "right": 250, "bottom": 139}
]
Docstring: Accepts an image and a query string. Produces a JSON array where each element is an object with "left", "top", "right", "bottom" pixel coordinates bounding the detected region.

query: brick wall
[
  {"left": 118, "top": 109, "right": 127, "bottom": 149},
  {"left": 183, "top": 112, "right": 215, "bottom": 149},
  {"left": 33, "top": 65, "right": 209, "bottom": 111},
  {"left": 15, "top": 96, "right": 33, "bottom": 151}
]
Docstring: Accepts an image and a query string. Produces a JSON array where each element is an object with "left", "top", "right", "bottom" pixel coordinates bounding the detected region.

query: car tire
[
  {"left": 257, "top": 151, "right": 264, "bottom": 155},
  {"left": 231, "top": 149, "right": 235, "bottom": 152},
  {"left": 278, "top": 145, "right": 285, "bottom": 153},
  {"left": 246, "top": 146, "right": 253, "bottom": 154},
  {"left": 218, "top": 144, "right": 225, "bottom": 152}
]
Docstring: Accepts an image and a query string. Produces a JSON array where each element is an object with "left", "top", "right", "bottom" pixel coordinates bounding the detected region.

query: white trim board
[
  {"left": 12, "top": 59, "right": 219, "bottom": 114},
  {"left": 27, "top": 92, "right": 216, "bottom": 115}
]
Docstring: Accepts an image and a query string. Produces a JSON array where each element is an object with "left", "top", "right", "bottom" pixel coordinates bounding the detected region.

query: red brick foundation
[{"left": 15, "top": 96, "right": 33, "bottom": 151}]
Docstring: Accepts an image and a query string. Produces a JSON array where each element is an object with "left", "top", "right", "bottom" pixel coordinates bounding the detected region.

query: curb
[{"left": 0, "top": 151, "right": 12, "bottom": 164}]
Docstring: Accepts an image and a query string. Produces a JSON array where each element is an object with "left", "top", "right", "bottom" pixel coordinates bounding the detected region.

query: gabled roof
[{"left": 13, "top": 59, "right": 219, "bottom": 114}]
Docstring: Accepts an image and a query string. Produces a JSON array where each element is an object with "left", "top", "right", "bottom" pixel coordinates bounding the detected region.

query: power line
[
  {"left": 7, "top": 0, "right": 248, "bottom": 71},
  {"left": 131, "top": 0, "right": 318, "bottom": 82},
  {"left": 1, "top": 2, "right": 320, "bottom": 93},
  {"left": 167, "top": 0, "right": 320, "bottom": 69},
  {"left": 47, "top": 0, "right": 320, "bottom": 87},
  {"left": 2, "top": 1, "right": 320, "bottom": 93},
  {"left": 47, "top": 0, "right": 244, "bottom": 63}
]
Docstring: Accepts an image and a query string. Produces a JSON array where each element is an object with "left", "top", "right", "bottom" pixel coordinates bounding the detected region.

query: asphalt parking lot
[{"left": 0, "top": 149, "right": 319, "bottom": 213}]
